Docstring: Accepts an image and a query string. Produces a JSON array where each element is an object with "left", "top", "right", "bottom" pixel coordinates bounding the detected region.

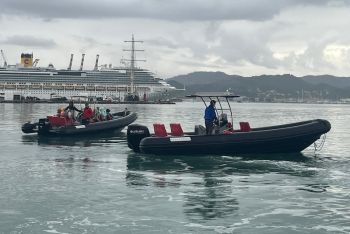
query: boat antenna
[
  {"left": 225, "top": 96, "right": 234, "bottom": 126},
  {"left": 123, "top": 34, "right": 145, "bottom": 95}
]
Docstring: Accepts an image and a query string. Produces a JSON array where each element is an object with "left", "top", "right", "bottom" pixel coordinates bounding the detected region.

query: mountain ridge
[{"left": 167, "top": 72, "right": 350, "bottom": 100}]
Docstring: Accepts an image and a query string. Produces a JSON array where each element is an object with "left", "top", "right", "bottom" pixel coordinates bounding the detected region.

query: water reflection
[
  {"left": 126, "top": 154, "right": 240, "bottom": 221},
  {"left": 126, "top": 153, "right": 315, "bottom": 176},
  {"left": 183, "top": 171, "right": 239, "bottom": 221},
  {"left": 126, "top": 154, "right": 320, "bottom": 221},
  {"left": 297, "top": 183, "right": 330, "bottom": 193},
  {"left": 21, "top": 131, "right": 127, "bottom": 147}
]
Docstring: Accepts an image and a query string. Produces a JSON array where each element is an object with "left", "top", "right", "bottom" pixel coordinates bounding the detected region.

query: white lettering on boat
[
  {"left": 75, "top": 125, "right": 86, "bottom": 129},
  {"left": 130, "top": 130, "right": 145, "bottom": 134},
  {"left": 170, "top": 137, "right": 191, "bottom": 142}
]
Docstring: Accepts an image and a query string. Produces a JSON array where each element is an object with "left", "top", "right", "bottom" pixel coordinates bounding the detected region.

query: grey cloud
[
  {"left": 0, "top": 0, "right": 342, "bottom": 21},
  {"left": 71, "top": 35, "right": 112, "bottom": 47},
  {"left": 273, "top": 32, "right": 340, "bottom": 72},
  {"left": 294, "top": 40, "right": 336, "bottom": 71},
  {"left": 205, "top": 22, "right": 222, "bottom": 42},
  {"left": 147, "top": 37, "right": 179, "bottom": 49},
  {"left": 2, "top": 35, "right": 56, "bottom": 48},
  {"left": 177, "top": 22, "right": 281, "bottom": 69}
]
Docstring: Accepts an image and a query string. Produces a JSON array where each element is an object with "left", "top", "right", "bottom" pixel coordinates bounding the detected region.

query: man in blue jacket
[{"left": 204, "top": 100, "right": 218, "bottom": 135}]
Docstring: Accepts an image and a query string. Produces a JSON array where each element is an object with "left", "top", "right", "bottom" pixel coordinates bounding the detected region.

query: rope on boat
[{"left": 313, "top": 134, "right": 327, "bottom": 153}]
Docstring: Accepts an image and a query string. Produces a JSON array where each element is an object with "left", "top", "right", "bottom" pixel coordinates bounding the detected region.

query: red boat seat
[
  {"left": 170, "top": 123, "right": 184, "bottom": 136},
  {"left": 153, "top": 123, "right": 168, "bottom": 137},
  {"left": 239, "top": 122, "right": 251, "bottom": 132},
  {"left": 48, "top": 116, "right": 68, "bottom": 127},
  {"left": 223, "top": 130, "right": 233, "bottom": 134},
  {"left": 226, "top": 122, "right": 234, "bottom": 132}
]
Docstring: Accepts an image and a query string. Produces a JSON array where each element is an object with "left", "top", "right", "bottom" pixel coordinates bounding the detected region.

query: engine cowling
[
  {"left": 38, "top": 118, "right": 50, "bottom": 135},
  {"left": 127, "top": 124, "right": 150, "bottom": 152},
  {"left": 21, "top": 122, "right": 38, "bottom": 134}
]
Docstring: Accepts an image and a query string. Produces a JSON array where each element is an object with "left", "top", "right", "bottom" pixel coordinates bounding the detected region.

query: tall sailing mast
[{"left": 123, "top": 34, "right": 145, "bottom": 94}]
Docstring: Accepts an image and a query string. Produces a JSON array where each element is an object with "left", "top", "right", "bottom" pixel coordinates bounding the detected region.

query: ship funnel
[
  {"left": 67, "top": 54, "right": 74, "bottom": 70},
  {"left": 94, "top": 54, "right": 99, "bottom": 71},
  {"left": 79, "top": 53, "right": 85, "bottom": 71},
  {"left": 21, "top": 53, "right": 33, "bottom": 67}
]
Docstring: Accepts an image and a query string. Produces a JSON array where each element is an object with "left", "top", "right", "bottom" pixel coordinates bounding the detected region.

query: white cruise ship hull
[{"left": 0, "top": 68, "right": 179, "bottom": 101}]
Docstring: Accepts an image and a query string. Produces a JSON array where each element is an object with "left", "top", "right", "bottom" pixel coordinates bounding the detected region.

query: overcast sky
[{"left": 1, "top": 0, "right": 350, "bottom": 78}]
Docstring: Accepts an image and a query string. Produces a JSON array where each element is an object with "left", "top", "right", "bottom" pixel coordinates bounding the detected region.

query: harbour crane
[{"left": 1, "top": 50, "right": 8, "bottom": 67}]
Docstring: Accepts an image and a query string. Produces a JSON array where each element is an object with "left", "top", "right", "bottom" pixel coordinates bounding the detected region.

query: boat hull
[
  {"left": 23, "top": 112, "right": 137, "bottom": 136},
  {"left": 129, "top": 119, "right": 331, "bottom": 155}
]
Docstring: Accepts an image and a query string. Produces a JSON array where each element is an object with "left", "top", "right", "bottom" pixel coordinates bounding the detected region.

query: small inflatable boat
[{"left": 22, "top": 110, "right": 137, "bottom": 136}]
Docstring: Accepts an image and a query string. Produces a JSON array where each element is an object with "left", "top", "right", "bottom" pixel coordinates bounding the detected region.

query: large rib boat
[
  {"left": 0, "top": 37, "right": 179, "bottom": 102},
  {"left": 127, "top": 95, "right": 331, "bottom": 155}
]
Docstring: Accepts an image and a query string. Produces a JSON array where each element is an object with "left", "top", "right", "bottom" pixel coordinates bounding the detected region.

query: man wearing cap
[{"left": 204, "top": 100, "right": 218, "bottom": 135}]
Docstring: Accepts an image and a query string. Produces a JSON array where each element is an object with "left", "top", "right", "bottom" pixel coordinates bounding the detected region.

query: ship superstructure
[{"left": 0, "top": 39, "right": 177, "bottom": 101}]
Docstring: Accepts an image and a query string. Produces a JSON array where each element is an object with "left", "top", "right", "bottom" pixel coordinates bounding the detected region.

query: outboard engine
[
  {"left": 38, "top": 118, "right": 50, "bottom": 135},
  {"left": 21, "top": 122, "right": 38, "bottom": 134},
  {"left": 127, "top": 124, "right": 150, "bottom": 152}
]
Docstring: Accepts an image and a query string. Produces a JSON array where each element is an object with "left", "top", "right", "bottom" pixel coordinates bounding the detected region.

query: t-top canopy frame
[{"left": 186, "top": 94, "right": 240, "bottom": 127}]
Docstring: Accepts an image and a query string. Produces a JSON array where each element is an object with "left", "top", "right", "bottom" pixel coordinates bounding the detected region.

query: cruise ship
[{"left": 0, "top": 37, "right": 178, "bottom": 102}]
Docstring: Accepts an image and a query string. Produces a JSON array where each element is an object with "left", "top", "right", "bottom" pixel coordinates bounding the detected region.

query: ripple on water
[{"left": 1, "top": 103, "right": 350, "bottom": 233}]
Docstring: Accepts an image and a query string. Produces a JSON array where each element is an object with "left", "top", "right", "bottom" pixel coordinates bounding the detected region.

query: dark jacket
[
  {"left": 204, "top": 105, "right": 217, "bottom": 122},
  {"left": 64, "top": 105, "right": 81, "bottom": 112}
]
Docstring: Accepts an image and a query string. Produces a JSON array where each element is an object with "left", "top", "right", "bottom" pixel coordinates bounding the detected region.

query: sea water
[{"left": 0, "top": 102, "right": 349, "bottom": 234}]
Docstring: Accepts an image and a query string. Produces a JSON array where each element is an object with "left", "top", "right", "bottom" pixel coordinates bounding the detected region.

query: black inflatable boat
[
  {"left": 127, "top": 94, "right": 331, "bottom": 155},
  {"left": 127, "top": 119, "right": 331, "bottom": 155},
  {"left": 22, "top": 110, "right": 137, "bottom": 136}
]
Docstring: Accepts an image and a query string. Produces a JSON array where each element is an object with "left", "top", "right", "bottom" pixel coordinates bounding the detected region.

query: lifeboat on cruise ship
[
  {"left": 127, "top": 95, "right": 331, "bottom": 155},
  {"left": 5, "top": 84, "right": 16, "bottom": 89},
  {"left": 55, "top": 86, "right": 64, "bottom": 90},
  {"left": 96, "top": 86, "right": 106, "bottom": 91},
  {"left": 17, "top": 85, "right": 27, "bottom": 89},
  {"left": 64, "top": 86, "right": 74, "bottom": 90},
  {"left": 74, "top": 86, "right": 85, "bottom": 91},
  {"left": 22, "top": 109, "right": 137, "bottom": 136},
  {"left": 107, "top": 87, "right": 117, "bottom": 91}
]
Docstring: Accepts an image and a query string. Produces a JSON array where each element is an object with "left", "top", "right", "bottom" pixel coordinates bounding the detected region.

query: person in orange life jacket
[
  {"left": 204, "top": 100, "right": 218, "bottom": 135},
  {"left": 81, "top": 103, "right": 93, "bottom": 125}
]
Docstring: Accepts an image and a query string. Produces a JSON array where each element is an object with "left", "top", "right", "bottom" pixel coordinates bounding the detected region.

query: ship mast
[{"left": 123, "top": 34, "right": 145, "bottom": 94}]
